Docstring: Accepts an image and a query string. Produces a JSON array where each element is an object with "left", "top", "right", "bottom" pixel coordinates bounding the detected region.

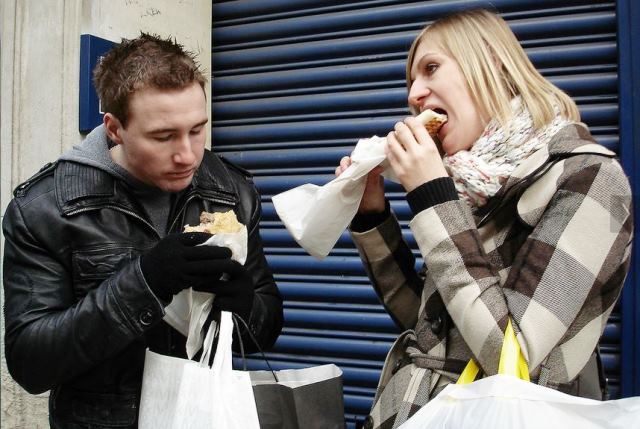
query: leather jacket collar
[{"left": 55, "top": 151, "right": 239, "bottom": 216}]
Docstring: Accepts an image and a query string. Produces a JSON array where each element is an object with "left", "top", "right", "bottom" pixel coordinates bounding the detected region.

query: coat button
[
  {"left": 363, "top": 415, "right": 374, "bottom": 429},
  {"left": 139, "top": 308, "right": 155, "bottom": 326},
  {"left": 430, "top": 315, "right": 443, "bottom": 334}
]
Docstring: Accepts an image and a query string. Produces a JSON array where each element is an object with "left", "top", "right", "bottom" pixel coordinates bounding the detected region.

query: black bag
[
  {"left": 233, "top": 315, "right": 346, "bottom": 429},
  {"left": 251, "top": 364, "right": 346, "bottom": 429}
]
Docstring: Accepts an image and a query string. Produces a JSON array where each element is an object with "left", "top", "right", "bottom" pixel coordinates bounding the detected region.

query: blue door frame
[{"left": 617, "top": 0, "right": 640, "bottom": 398}]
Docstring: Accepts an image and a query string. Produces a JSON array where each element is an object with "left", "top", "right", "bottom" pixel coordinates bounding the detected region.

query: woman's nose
[{"left": 408, "top": 79, "right": 429, "bottom": 110}]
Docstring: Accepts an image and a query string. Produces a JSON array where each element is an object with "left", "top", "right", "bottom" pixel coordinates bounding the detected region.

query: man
[{"left": 2, "top": 33, "right": 283, "bottom": 428}]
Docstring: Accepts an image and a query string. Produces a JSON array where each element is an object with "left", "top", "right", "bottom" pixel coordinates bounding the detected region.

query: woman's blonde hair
[{"left": 406, "top": 9, "right": 580, "bottom": 130}]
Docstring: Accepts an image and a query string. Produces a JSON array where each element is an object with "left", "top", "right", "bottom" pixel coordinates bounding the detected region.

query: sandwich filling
[
  {"left": 183, "top": 210, "right": 243, "bottom": 234},
  {"left": 416, "top": 109, "right": 448, "bottom": 136}
]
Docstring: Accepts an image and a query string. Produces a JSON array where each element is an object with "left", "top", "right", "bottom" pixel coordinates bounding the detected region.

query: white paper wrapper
[
  {"left": 272, "top": 135, "right": 398, "bottom": 259},
  {"left": 162, "top": 226, "right": 248, "bottom": 359}
]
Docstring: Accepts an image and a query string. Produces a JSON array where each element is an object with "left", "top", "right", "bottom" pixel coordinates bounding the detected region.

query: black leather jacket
[{"left": 2, "top": 150, "right": 283, "bottom": 427}]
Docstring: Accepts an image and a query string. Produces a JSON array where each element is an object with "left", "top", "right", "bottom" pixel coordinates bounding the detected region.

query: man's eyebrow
[
  {"left": 192, "top": 119, "right": 209, "bottom": 128},
  {"left": 147, "top": 119, "right": 209, "bottom": 134}
]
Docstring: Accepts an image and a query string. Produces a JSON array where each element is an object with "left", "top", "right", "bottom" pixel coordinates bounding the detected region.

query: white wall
[{"left": 0, "top": 1, "right": 211, "bottom": 427}]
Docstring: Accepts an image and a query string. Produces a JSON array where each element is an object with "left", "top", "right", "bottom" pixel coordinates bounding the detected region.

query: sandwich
[
  {"left": 183, "top": 210, "right": 243, "bottom": 234},
  {"left": 416, "top": 109, "right": 448, "bottom": 136}
]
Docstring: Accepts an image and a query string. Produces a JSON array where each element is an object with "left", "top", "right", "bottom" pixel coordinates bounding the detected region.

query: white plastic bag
[
  {"left": 163, "top": 226, "right": 248, "bottom": 358},
  {"left": 139, "top": 311, "right": 260, "bottom": 429},
  {"left": 397, "top": 374, "right": 640, "bottom": 429},
  {"left": 398, "top": 320, "right": 640, "bottom": 429}
]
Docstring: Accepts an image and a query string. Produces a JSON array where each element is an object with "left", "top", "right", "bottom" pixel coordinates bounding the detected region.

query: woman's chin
[
  {"left": 440, "top": 139, "right": 457, "bottom": 156},
  {"left": 441, "top": 134, "right": 476, "bottom": 156}
]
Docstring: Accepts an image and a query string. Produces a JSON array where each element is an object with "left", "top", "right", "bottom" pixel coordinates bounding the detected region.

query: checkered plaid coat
[{"left": 351, "top": 124, "right": 633, "bottom": 429}]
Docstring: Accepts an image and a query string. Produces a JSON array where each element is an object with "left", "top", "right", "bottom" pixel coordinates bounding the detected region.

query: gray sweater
[{"left": 60, "top": 125, "right": 176, "bottom": 237}]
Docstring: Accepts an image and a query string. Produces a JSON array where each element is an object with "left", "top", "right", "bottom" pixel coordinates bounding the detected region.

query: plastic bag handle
[
  {"left": 211, "top": 311, "right": 234, "bottom": 374},
  {"left": 498, "top": 319, "right": 530, "bottom": 381},
  {"left": 194, "top": 311, "right": 279, "bottom": 382},
  {"left": 232, "top": 313, "right": 279, "bottom": 382},
  {"left": 457, "top": 319, "right": 530, "bottom": 385},
  {"left": 198, "top": 318, "right": 219, "bottom": 367}
]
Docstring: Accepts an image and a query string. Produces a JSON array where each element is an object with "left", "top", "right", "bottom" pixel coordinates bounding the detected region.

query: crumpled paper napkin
[
  {"left": 272, "top": 135, "right": 399, "bottom": 259},
  {"left": 162, "top": 227, "right": 248, "bottom": 359}
]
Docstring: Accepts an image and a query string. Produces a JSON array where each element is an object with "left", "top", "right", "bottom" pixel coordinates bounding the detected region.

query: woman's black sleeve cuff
[
  {"left": 407, "top": 177, "right": 458, "bottom": 215},
  {"left": 350, "top": 200, "right": 391, "bottom": 232}
]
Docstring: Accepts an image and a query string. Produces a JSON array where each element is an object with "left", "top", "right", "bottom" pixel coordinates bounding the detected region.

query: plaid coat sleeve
[
  {"left": 410, "top": 155, "right": 633, "bottom": 380},
  {"left": 351, "top": 214, "right": 424, "bottom": 331}
]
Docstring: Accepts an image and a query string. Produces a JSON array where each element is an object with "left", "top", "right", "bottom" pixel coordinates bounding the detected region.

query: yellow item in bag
[{"left": 457, "top": 319, "right": 529, "bottom": 384}]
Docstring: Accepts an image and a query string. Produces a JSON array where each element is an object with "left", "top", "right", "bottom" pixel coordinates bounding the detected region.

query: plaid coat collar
[{"left": 477, "top": 124, "right": 616, "bottom": 227}]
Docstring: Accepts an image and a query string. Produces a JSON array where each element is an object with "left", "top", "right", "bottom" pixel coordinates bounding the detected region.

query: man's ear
[{"left": 103, "top": 113, "right": 124, "bottom": 144}]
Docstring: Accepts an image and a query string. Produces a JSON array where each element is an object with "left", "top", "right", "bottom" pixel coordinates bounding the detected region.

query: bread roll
[
  {"left": 183, "top": 210, "right": 242, "bottom": 234},
  {"left": 416, "top": 109, "right": 448, "bottom": 136}
]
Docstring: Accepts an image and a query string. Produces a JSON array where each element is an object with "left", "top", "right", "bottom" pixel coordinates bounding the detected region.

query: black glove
[
  {"left": 205, "top": 262, "right": 255, "bottom": 322},
  {"left": 140, "top": 232, "right": 236, "bottom": 302}
]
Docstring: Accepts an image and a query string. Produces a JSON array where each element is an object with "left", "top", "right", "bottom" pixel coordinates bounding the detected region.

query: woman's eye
[{"left": 425, "top": 63, "right": 439, "bottom": 75}]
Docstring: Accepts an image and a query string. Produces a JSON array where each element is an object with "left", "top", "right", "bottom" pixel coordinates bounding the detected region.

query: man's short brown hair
[{"left": 93, "top": 33, "right": 207, "bottom": 126}]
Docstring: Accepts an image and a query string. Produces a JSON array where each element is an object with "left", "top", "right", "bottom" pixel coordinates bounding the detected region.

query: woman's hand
[
  {"left": 386, "top": 116, "right": 449, "bottom": 192},
  {"left": 335, "top": 156, "right": 386, "bottom": 214}
]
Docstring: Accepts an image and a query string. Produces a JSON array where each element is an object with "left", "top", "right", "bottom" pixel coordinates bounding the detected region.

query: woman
[{"left": 336, "top": 9, "right": 633, "bottom": 429}]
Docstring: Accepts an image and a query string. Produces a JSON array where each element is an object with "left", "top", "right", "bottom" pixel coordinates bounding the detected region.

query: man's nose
[{"left": 173, "top": 135, "right": 196, "bottom": 165}]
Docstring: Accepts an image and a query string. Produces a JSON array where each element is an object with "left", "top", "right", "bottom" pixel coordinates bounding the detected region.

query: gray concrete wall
[{"left": 0, "top": 1, "right": 211, "bottom": 426}]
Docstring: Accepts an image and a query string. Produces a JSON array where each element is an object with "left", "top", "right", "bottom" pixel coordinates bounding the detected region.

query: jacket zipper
[{"left": 66, "top": 205, "right": 160, "bottom": 238}]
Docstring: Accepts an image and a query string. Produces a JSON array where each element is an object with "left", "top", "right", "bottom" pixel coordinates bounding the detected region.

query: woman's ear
[{"left": 103, "top": 113, "right": 124, "bottom": 144}]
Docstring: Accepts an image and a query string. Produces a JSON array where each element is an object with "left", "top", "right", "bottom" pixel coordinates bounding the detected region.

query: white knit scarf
[{"left": 442, "top": 97, "right": 572, "bottom": 208}]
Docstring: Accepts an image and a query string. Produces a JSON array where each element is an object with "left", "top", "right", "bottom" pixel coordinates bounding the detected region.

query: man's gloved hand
[
  {"left": 204, "top": 262, "right": 255, "bottom": 322},
  {"left": 140, "top": 232, "right": 237, "bottom": 302}
]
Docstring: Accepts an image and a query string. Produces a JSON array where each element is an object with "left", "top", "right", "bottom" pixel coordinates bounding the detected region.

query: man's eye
[
  {"left": 155, "top": 135, "right": 172, "bottom": 142},
  {"left": 190, "top": 127, "right": 203, "bottom": 135}
]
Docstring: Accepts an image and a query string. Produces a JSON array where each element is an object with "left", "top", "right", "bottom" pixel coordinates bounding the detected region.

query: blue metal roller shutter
[{"left": 211, "top": 1, "right": 628, "bottom": 425}]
